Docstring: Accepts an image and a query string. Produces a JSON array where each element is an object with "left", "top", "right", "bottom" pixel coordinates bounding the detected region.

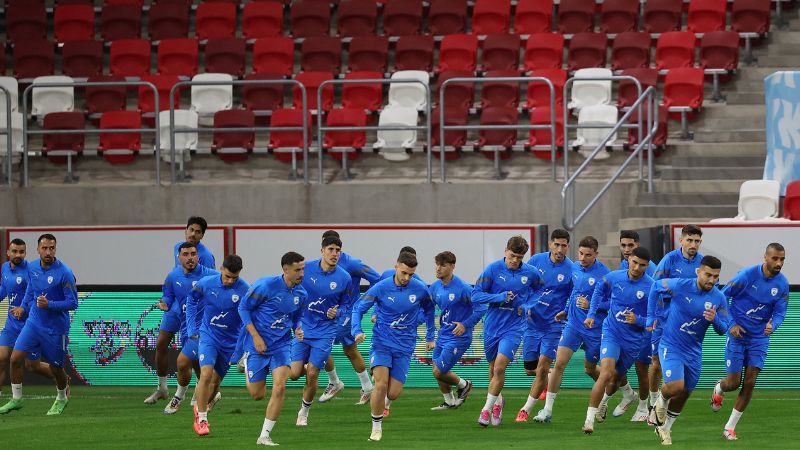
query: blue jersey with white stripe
[
  {"left": 21, "top": 259, "right": 78, "bottom": 335},
  {"left": 300, "top": 259, "right": 354, "bottom": 340},
  {"left": 174, "top": 241, "right": 216, "bottom": 269},
  {"left": 653, "top": 249, "right": 703, "bottom": 280},
  {"left": 239, "top": 275, "right": 307, "bottom": 351},
  {"left": 1, "top": 260, "right": 29, "bottom": 326},
  {"left": 429, "top": 275, "right": 486, "bottom": 342},
  {"left": 526, "top": 252, "right": 574, "bottom": 329},
  {"left": 589, "top": 269, "right": 654, "bottom": 347},
  {"left": 472, "top": 258, "right": 543, "bottom": 338},
  {"left": 720, "top": 264, "right": 789, "bottom": 337},
  {"left": 565, "top": 259, "right": 610, "bottom": 333},
  {"left": 186, "top": 274, "right": 251, "bottom": 349}
]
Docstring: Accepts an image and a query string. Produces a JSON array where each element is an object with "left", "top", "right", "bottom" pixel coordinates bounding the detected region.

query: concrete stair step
[
  {"left": 699, "top": 104, "right": 765, "bottom": 119},
  {"left": 751, "top": 55, "right": 800, "bottom": 67},
  {"left": 618, "top": 217, "right": 715, "bottom": 230},
  {"left": 665, "top": 141, "right": 766, "bottom": 158},
  {"left": 659, "top": 166, "right": 763, "bottom": 180},
  {"left": 695, "top": 118, "right": 766, "bottom": 130},
  {"left": 693, "top": 128, "right": 766, "bottom": 142},
  {"left": 668, "top": 155, "right": 764, "bottom": 166},
  {"left": 627, "top": 205, "right": 738, "bottom": 218},
  {"left": 769, "top": 31, "right": 800, "bottom": 44},
  {"left": 636, "top": 192, "right": 740, "bottom": 206},
  {"left": 723, "top": 92, "right": 766, "bottom": 105},
  {"left": 753, "top": 43, "right": 800, "bottom": 54},
  {"left": 654, "top": 180, "right": 745, "bottom": 193},
  {"left": 737, "top": 67, "right": 792, "bottom": 81}
]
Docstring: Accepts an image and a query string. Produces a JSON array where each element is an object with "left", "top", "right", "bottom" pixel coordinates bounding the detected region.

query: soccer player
[
  {"left": 318, "top": 230, "right": 381, "bottom": 405},
  {"left": 527, "top": 236, "right": 610, "bottom": 423},
  {"left": 174, "top": 216, "right": 216, "bottom": 269},
  {"left": 379, "top": 246, "right": 425, "bottom": 283},
  {"left": 710, "top": 243, "right": 789, "bottom": 441},
  {"left": 0, "top": 234, "right": 77, "bottom": 416},
  {"left": 289, "top": 236, "right": 353, "bottom": 426},
  {"left": 516, "top": 229, "right": 574, "bottom": 422},
  {"left": 186, "top": 254, "right": 250, "bottom": 436},
  {"left": 649, "top": 256, "right": 733, "bottom": 445},
  {"left": 351, "top": 251, "right": 435, "bottom": 442},
  {"left": 239, "top": 251, "right": 308, "bottom": 446},
  {"left": 473, "top": 236, "right": 542, "bottom": 427},
  {"left": 582, "top": 246, "right": 654, "bottom": 434},
  {"left": 428, "top": 251, "right": 484, "bottom": 411}
]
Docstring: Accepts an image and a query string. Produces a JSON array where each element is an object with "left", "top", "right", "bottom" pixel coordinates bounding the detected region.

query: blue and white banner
[{"left": 765, "top": 71, "right": 800, "bottom": 196}]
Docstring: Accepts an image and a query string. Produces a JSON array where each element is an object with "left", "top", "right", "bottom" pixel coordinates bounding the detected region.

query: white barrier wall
[{"left": 671, "top": 223, "right": 800, "bottom": 284}]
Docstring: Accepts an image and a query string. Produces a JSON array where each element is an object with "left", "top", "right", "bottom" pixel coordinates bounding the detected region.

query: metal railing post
[{"left": 0, "top": 86, "right": 12, "bottom": 187}]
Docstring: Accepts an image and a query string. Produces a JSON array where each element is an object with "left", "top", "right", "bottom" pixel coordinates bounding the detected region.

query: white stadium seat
[
  {"left": 374, "top": 106, "right": 418, "bottom": 161},
  {"left": 190, "top": 73, "right": 233, "bottom": 126},
  {"left": 0, "top": 77, "right": 20, "bottom": 113},
  {"left": 573, "top": 104, "right": 618, "bottom": 159},
  {"left": 31, "top": 75, "right": 75, "bottom": 119},
  {"left": 712, "top": 180, "right": 789, "bottom": 222},
  {"left": 388, "top": 70, "right": 430, "bottom": 111},
  {"left": 159, "top": 109, "right": 198, "bottom": 164},
  {"left": 568, "top": 68, "right": 612, "bottom": 113},
  {"left": 0, "top": 112, "right": 25, "bottom": 161}
]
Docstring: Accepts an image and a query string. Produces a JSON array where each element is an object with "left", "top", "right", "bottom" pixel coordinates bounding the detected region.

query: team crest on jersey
[
  {"left": 409, "top": 295, "right": 417, "bottom": 303},
  {"left": 557, "top": 274, "right": 565, "bottom": 282},
  {"left": 192, "top": 281, "right": 198, "bottom": 288},
  {"left": 47, "top": 276, "right": 54, "bottom": 284},
  {"left": 636, "top": 290, "right": 644, "bottom": 299},
  {"left": 448, "top": 293, "right": 455, "bottom": 301},
  {"left": 521, "top": 276, "right": 528, "bottom": 285},
  {"left": 199, "top": 354, "right": 205, "bottom": 362},
  {"left": 231, "top": 294, "right": 240, "bottom": 303},
  {"left": 293, "top": 296, "right": 300, "bottom": 305},
  {"left": 330, "top": 281, "right": 337, "bottom": 290},
  {"left": 771, "top": 287, "right": 778, "bottom": 296},
  {"left": 588, "top": 278, "right": 595, "bottom": 286},
  {"left": 16, "top": 276, "right": 22, "bottom": 284},
  {"left": 704, "top": 302, "right": 713, "bottom": 311}
]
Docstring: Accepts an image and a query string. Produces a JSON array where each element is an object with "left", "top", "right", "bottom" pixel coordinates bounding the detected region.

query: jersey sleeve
[
  {"left": 647, "top": 279, "right": 671, "bottom": 327},
  {"left": 771, "top": 285, "right": 790, "bottom": 332},
  {"left": 238, "top": 285, "right": 264, "bottom": 328},
  {"left": 463, "top": 286, "right": 487, "bottom": 329},
  {"left": 421, "top": 293, "right": 436, "bottom": 342},
  {"left": 48, "top": 270, "right": 78, "bottom": 312},
  {"left": 162, "top": 273, "right": 176, "bottom": 308},
  {"left": 351, "top": 284, "right": 378, "bottom": 336},
  {"left": 720, "top": 269, "right": 747, "bottom": 304},
  {"left": 653, "top": 255, "right": 670, "bottom": 280},
  {"left": 588, "top": 276, "right": 611, "bottom": 320},
  {"left": 185, "top": 282, "right": 203, "bottom": 337},
  {"left": 711, "top": 294, "right": 733, "bottom": 335},
  {"left": 471, "top": 267, "right": 506, "bottom": 305}
]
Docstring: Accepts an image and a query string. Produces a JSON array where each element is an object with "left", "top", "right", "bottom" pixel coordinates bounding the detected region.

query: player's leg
[
  {"left": 0, "top": 323, "right": 42, "bottom": 414},
  {"left": 615, "top": 341, "right": 649, "bottom": 418},
  {"left": 648, "top": 328, "right": 664, "bottom": 408},
  {"left": 369, "top": 365, "right": 390, "bottom": 441},
  {"left": 257, "top": 365, "right": 290, "bottom": 446},
  {"left": 0, "top": 345, "right": 11, "bottom": 389},
  {"left": 487, "top": 336, "right": 518, "bottom": 426},
  {"left": 38, "top": 332, "right": 70, "bottom": 416},
  {"left": 24, "top": 358, "right": 54, "bottom": 380},
  {"left": 583, "top": 356, "right": 617, "bottom": 433},
  {"left": 165, "top": 348, "right": 194, "bottom": 414},
  {"left": 146, "top": 328, "right": 175, "bottom": 404},
  {"left": 244, "top": 352, "right": 268, "bottom": 401},
  {"left": 289, "top": 339, "right": 310, "bottom": 382},
  {"left": 193, "top": 365, "right": 215, "bottom": 436},
  {"left": 722, "top": 360, "right": 762, "bottom": 441},
  {"left": 343, "top": 342, "right": 374, "bottom": 404},
  {"left": 520, "top": 329, "right": 558, "bottom": 421},
  {"left": 713, "top": 335, "right": 746, "bottom": 416},
  {"left": 297, "top": 341, "right": 329, "bottom": 426},
  {"left": 431, "top": 341, "right": 471, "bottom": 410},
  {"left": 654, "top": 357, "right": 695, "bottom": 446},
  {"left": 541, "top": 344, "right": 575, "bottom": 419}
]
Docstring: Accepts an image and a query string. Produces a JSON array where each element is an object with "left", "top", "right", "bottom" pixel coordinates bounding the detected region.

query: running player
[{"left": 174, "top": 216, "right": 216, "bottom": 269}]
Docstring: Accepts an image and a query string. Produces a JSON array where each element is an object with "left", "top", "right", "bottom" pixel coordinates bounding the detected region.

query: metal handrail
[
  {"left": 561, "top": 86, "right": 659, "bottom": 231},
  {"left": 21, "top": 80, "right": 160, "bottom": 187},
  {"left": 439, "top": 76, "right": 557, "bottom": 183},
  {"left": 168, "top": 78, "right": 309, "bottom": 184},
  {"left": 316, "top": 78, "right": 432, "bottom": 184},
  {"left": 0, "top": 86, "right": 13, "bottom": 187}
]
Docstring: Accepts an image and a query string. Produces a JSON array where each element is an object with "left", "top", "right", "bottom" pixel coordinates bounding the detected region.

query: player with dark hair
[{"left": 174, "top": 216, "right": 216, "bottom": 269}]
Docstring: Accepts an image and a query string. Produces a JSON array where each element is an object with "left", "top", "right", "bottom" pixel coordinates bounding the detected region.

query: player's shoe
[
  {"left": 144, "top": 388, "right": 168, "bottom": 404},
  {"left": 654, "top": 400, "right": 667, "bottom": 426},
  {"left": 655, "top": 425, "right": 672, "bottom": 445},
  {"left": 514, "top": 409, "right": 529, "bottom": 422},
  {"left": 368, "top": 430, "right": 382, "bottom": 442},
  {"left": 647, "top": 406, "right": 657, "bottom": 426},
  {"left": 711, "top": 382, "right": 724, "bottom": 412},
  {"left": 296, "top": 414, "right": 308, "bottom": 426},
  {"left": 478, "top": 410, "right": 490, "bottom": 427},
  {"left": 193, "top": 404, "right": 199, "bottom": 422},
  {"left": 356, "top": 388, "right": 372, "bottom": 405},
  {"left": 723, "top": 429, "right": 737, "bottom": 440},
  {"left": 613, "top": 390, "right": 636, "bottom": 417},
  {"left": 194, "top": 420, "right": 210, "bottom": 436},
  {"left": 595, "top": 402, "right": 608, "bottom": 423},
  {"left": 46, "top": 399, "right": 68, "bottom": 416},
  {"left": 431, "top": 402, "right": 456, "bottom": 411},
  {"left": 382, "top": 408, "right": 390, "bottom": 418},
  {"left": 164, "top": 396, "right": 183, "bottom": 414},
  {"left": 208, "top": 392, "right": 222, "bottom": 411},
  {"left": 236, "top": 352, "right": 248, "bottom": 374},
  {"left": 533, "top": 409, "right": 552, "bottom": 423},
  {"left": 631, "top": 404, "right": 649, "bottom": 422},
  {"left": 491, "top": 398, "right": 505, "bottom": 426},
  {"left": 0, "top": 398, "right": 23, "bottom": 414},
  {"left": 582, "top": 422, "right": 594, "bottom": 434},
  {"left": 190, "top": 393, "right": 197, "bottom": 406},
  {"left": 318, "top": 380, "right": 344, "bottom": 403},
  {"left": 538, "top": 388, "right": 547, "bottom": 401},
  {"left": 455, "top": 380, "right": 473, "bottom": 406},
  {"left": 256, "top": 436, "right": 279, "bottom": 446}
]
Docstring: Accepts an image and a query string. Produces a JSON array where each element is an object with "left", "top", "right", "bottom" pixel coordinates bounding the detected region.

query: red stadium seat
[
  {"left": 6, "top": 3, "right": 47, "bottom": 44},
  {"left": 110, "top": 39, "right": 151, "bottom": 78},
  {"left": 382, "top": 0, "right": 423, "bottom": 37},
  {"left": 700, "top": 31, "right": 740, "bottom": 71},
  {"left": 514, "top": 0, "right": 553, "bottom": 35},
  {"left": 269, "top": 108, "right": 313, "bottom": 163},
  {"left": 342, "top": 71, "right": 383, "bottom": 112},
  {"left": 528, "top": 106, "right": 565, "bottom": 156},
  {"left": 13, "top": 40, "right": 55, "bottom": 80},
  {"left": 472, "top": 0, "right": 511, "bottom": 35},
  {"left": 525, "top": 68, "right": 566, "bottom": 109},
  {"left": 138, "top": 74, "right": 181, "bottom": 114},
  {"left": 687, "top": 0, "right": 728, "bottom": 33},
  {"left": 323, "top": 108, "right": 368, "bottom": 161},
  {"left": 347, "top": 36, "right": 389, "bottom": 73},
  {"left": 476, "top": 106, "right": 518, "bottom": 159},
  {"left": 626, "top": 103, "right": 668, "bottom": 150},
  {"left": 438, "top": 34, "right": 479, "bottom": 73},
  {"left": 431, "top": 106, "right": 468, "bottom": 156},
  {"left": 301, "top": 37, "right": 343, "bottom": 76},
  {"left": 428, "top": 0, "right": 468, "bottom": 36},
  {"left": 600, "top": 0, "right": 640, "bottom": 33},
  {"left": 611, "top": 32, "right": 652, "bottom": 70},
  {"left": 784, "top": 180, "right": 800, "bottom": 220},
  {"left": 481, "top": 70, "right": 520, "bottom": 109},
  {"left": 558, "top": 0, "right": 596, "bottom": 34},
  {"left": 213, "top": 109, "right": 256, "bottom": 162},
  {"left": 732, "top": 0, "right": 771, "bottom": 34},
  {"left": 242, "top": 1, "right": 284, "bottom": 39},
  {"left": 157, "top": 38, "right": 199, "bottom": 78},
  {"left": 293, "top": 71, "right": 334, "bottom": 112},
  {"left": 85, "top": 75, "right": 127, "bottom": 115},
  {"left": 568, "top": 32, "right": 609, "bottom": 71},
  {"left": 290, "top": 0, "right": 331, "bottom": 38},
  {"left": 662, "top": 67, "right": 705, "bottom": 110},
  {"left": 54, "top": 4, "right": 95, "bottom": 43},
  {"left": 252, "top": 37, "right": 295, "bottom": 77},
  {"left": 101, "top": 4, "right": 142, "bottom": 41},
  {"left": 203, "top": 38, "right": 246, "bottom": 78},
  {"left": 148, "top": 3, "right": 190, "bottom": 41},
  {"left": 618, "top": 68, "right": 659, "bottom": 108},
  {"left": 195, "top": 2, "right": 237, "bottom": 40},
  {"left": 98, "top": 110, "right": 142, "bottom": 165},
  {"left": 436, "top": 70, "right": 474, "bottom": 111},
  {"left": 61, "top": 40, "right": 104, "bottom": 79},
  {"left": 656, "top": 32, "right": 697, "bottom": 70},
  {"left": 524, "top": 33, "right": 565, "bottom": 72},
  {"left": 242, "top": 73, "right": 286, "bottom": 112},
  {"left": 104, "top": 0, "right": 144, "bottom": 5},
  {"left": 643, "top": 0, "right": 682, "bottom": 33},
  {"left": 394, "top": 36, "right": 435, "bottom": 72},
  {"left": 480, "top": 34, "right": 521, "bottom": 72},
  {"left": 337, "top": 0, "right": 378, "bottom": 37},
  {"left": 42, "top": 111, "right": 85, "bottom": 163}
]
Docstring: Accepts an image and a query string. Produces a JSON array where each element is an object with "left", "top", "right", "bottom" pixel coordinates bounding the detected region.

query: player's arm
[
  {"left": 0, "top": 280, "right": 7, "bottom": 302},
  {"left": 464, "top": 290, "right": 487, "bottom": 330},
  {"left": 185, "top": 285, "right": 203, "bottom": 338},
  {"left": 647, "top": 279, "right": 670, "bottom": 328},
  {"left": 20, "top": 280, "right": 35, "bottom": 313},
  {"left": 586, "top": 277, "right": 610, "bottom": 327},
  {"left": 239, "top": 287, "right": 267, "bottom": 352},
  {"left": 47, "top": 272, "right": 78, "bottom": 311},
  {"left": 353, "top": 258, "right": 381, "bottom": 285},
  {"left": 350, "top": 292, "right": 376, "bottom": 339},
  {"left": 769, "top": 289, "right": 789, "bottom": 334},
  {"left": 709, "top": 298, "right": 733, "bottom": 335},
  {"left": 652, "top": 255, "right": 670, "bottom": 280},
  {"left": 161, "top": 273, "right": 176, "bottom": 310},
  {"left": 719, "top": 270, "right": 746, "bottom": 305},
  {"left": 421, "top": 293, "right": 436, "bottom": 344},
  {"left": 471, "top": 267, "right": 507, "bottom": 304}
]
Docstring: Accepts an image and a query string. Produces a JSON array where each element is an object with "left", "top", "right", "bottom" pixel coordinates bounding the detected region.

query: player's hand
[
  {"left": 426, "top": 341, "right": 435, "bottom": 351},
  {"left": 354, "top": 333, "right": 366, "bottom": 345},
  {"left": 583, "top": 317, "right": 595, "bottom": 329},
  {"left": 10, "top": 307, "right": 24, "bottom": 319},
  {"left": 190, "top": 334, "right": 199, "bottom": 340},
  {"left": 452, "top": 322, "right": 466, "bottom": 336},
  {"left": 648, "top": 319, "right": 658, "bottom": 331},
  {"left": 703, "top": 305, "right": 717, "bottom": 322},
  {"left": 506, "top": 291, "right": 516, "bottom": 302},
  {"left": 252, "top": 334, "right": 267, "bottom": 354},
  {"left": 371, "top": 315, "right": 377, "bottom": 323},
  {"left": 576, "top": 295, "right": 589, "bottom": 310},
  {"left": 36, "top": 294, "right": 49, "bottom": 309},
  {"left": 326, "top": 304, "right": 339, "bottom": 320},
  {"left": 624, "top": 310, "right": 637, "bottom": 324},
  {"left": 764, "top": 320, "right": 773, "bottom": 336},
  {"left": 157, "top": 300, "right": 169, "bottom": 311},
  {"left": 295, "top": 326, "right": 304, "bottom": 341},
  {"left": 555, "top": 311, "right": 567, "bottom": 323},
  {"left": 729, "top": 324, "right": 746, "bottom": 339}
]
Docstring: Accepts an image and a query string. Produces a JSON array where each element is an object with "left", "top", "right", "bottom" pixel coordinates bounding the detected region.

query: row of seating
[{"left": 712, "top": 179, "right": 800, "bottom": 222}]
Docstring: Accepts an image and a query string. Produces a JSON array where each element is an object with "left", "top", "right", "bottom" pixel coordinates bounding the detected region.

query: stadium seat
[
  {"left": 480, "top": 34, "right": 521, "bottom": 73},
  {"left": 13, "top": 40, "right": 55, "bottom": 80},
  {"left": 600, "top": 0, "right": 640, "bottom": 34},
  {"left": 195, "top": 2, "right": 237, "bottom": 40},
  {"left": 471, "top": 0, "right": 511, "bottom": 35},
  {"left": 42, "top": 112, "right": 85, "bottom": 173},
  {"left": 525, "top": 68, "right": 566, "bottom": 110},
  {"left": 438, "top": 34, "right": 479, "bottom": 73},
  {"left": 611, "top": 32, "right": 652, "bottom": 70},
  {"left": 524, "top": 33, "right": 565, "bottom": 72},
  {"left": 700, "top": 31, "right": 741, "bottom": 71},
  {"left": 300, "top": 37, "right": 343, "bottom": 76},
  {"left": 252, "top": 37, "right": 295, "bottom": 77},
  {"left": 6, "top": 3, "right": 47, "bottom": 43},
  {"left": 204, "top": 38, "right": 247, "bottom": 78},
  {"left": 85, "top": 75, "right": 127, "bottom": 115},
  {"left": 157, "top": 38, "right": 199, "bottom": 78},
  {"left": 428, "top": 0, "right": 468, "bottom": 36},
  {"left": 687, "top": 0, "right": 728, "bottom": 33},
  {"left": 431, "top": 106, "right": 468, "bottom": 156},
  {"left": 568, "top": 68, "right": 613, "bottom": 112},
  {"left": 0, "top": 112, "right": 24, "bottom": 159},
  {"left": 784, "top": 180, "right": 800, "bottom": 220},
  {"left": 481, "top": 70, "right": 521, "bottom": 109},
  {"left": 527, "top": 106, "right": 565, "bottom": 156},
  {"left": 147, "top": 2, "right": 190, "bottom": 41},
  {"left": 568, "top": 33, "right": 609, "bottom": 71},
  {"left": 618, "top": 68, "right": 659, "bottom": 108},
  {"left": 158, "top": 109, "right": 198, "bottom": 165},
  {"left": 342, "top": 71, "right": 383, "bottom": 112},
  {"left": 269, "top": 108, "right": 313, "bottom": 173},
  {"left": 242, "top": 73, "right": 286, "bottom": 113},
  {"left": 644, "top": 0, "right": 683, "bottom": 33},
  {"left": 382, "top": 0, "right": 423, "bottom": 37},
  {"left": 655, "top": 32, "right": 697, "bottom": 70},
  {"left": 394, "top": 36, "right": 435, "bottom": 72},
  {"left": 514, "top": 0, "right": 553, "bottom": 34},
  {"left": 190, "top": 73, "right": 234, "bottom": 125},
  {"left": 212, "top": 109, "right": 256, "bottom": 163},
  {"left": 32, "top": 76, "right": 75, "bottom": 119},
  {"left": 711, "top": 180, "right": 783, "bottom": 221},
  {"left": 732, "top": 0, "right": 771, "bottom": 34},
  {"left": 54, "top": 4, "right": 95, "bottom": 43},
  {"left": 290, "top": 0, "right": 331, "bottom": 38},
  {"left": 475, "top": 106, "right": 518, "bottom": 168},
  {"left": 293, "top": 71, "right": 335, "bottom": 112},
  {"left": 104, "top": 0, "right": 144, "bottom": 5},
  {"left": 558, "top": 0, "right": 596, "bottom": 34},
  {"left": 98, "top": 110, "right": 142, "bottom": 165},
  {"left": 347, "top": 36, "right": 389, "bottom": 74},
  {"left": 337, "top": 0, "right": 378, "bottom": 37},
  {"left": 139, "top": 74, "right": 182, "bottom": 115},
  {"left": 662, "top": 67, "right": 705, "bottom": 110},
  {"left": 101, "top": 4, "right": 142, "bottom": 41},
  {"left": 323, "top": 108, "right": 368, "bottom": 168},
  {"left": 436, "top": 70, "right": 474, "bottom": 111},
  {"left": 242, "top": 1, "right": 284, "bottom": 39},
  {"left": 574, "top": 104, "right": 618, "bottom": 157},
  {"left": 61, "top": 40, "right": 104, "bottom": 79},
  {"left": 374, "top": 106, "right": 418, "bottom": 160},
  {"left": 0, "top": 77, "right": 20, "bottom": 113},
  {"left": 388, "top": 70, "right": 430, "bottom": 111},
  {"left": 625, "top": 103, "right": 668, "bottom": 150},
  {"left": 110, "top": 39, "right": 151, "bottom": 78}
]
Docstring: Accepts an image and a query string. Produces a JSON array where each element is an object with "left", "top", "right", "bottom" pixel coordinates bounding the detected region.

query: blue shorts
[
  {"left": 658, "top": 343, "right": 701, "bottom": 392},
  {"left": 599, "top": 333, "right": 638, "bottom": 377},
  {"left": 433, "top": 338, "right": 469, "bottom": 374},
  {"left": 159, "top": 309, "right": 182, "bottom": 334},
  {"left": 181, "top": 337, "right": 200, "bottom": 361},
  {"left": 13, "top": 323, "right": 67, "bottom": 368},
  {"left": 291, "top": 337, "right": 334, "bottom": 369},
  {"left": 369, "top": 344, "right": 411, "bottom": 384},
  {"left": 484, "top": 331, "right": 523, "bottom": 363},
  {"left": 558, "top": 326, "right": 601, "bottom": 364},
  {"left": 245, "top": 345, "right": 291, "bottom": 383},
  {"left": 0, "top": 320, "right": 41, "bottom": 360},
  {"left": 725, "top": 335, "right": 769, "bottom": 373},
  {"left": 523, "top": 326, "right": 562, "bottom": 362},
  {"left": 199, "top": 338, "right": 234, "bottom": 378},
  {"left": 637, "top": 330, "right": 652, "bottom": 364},
  {"left": 333, "top": 315, "right": 356, "bottom": 347},
  {"left": 651, "top": 327, "right": 663, "bottom": 357}
]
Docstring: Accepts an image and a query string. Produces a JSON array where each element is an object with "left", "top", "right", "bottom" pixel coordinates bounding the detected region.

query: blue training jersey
[
  {"left": 1, "top": 260, "right": 29, "bottom": 326},
  {"left": 565, "top": 259, "right": 610, "bottom": 333},
  {"left": 429, "top": 274, "right": 486, "bottom": 342},
  {"left": 621, "top": 258, "right": 657, "bottom": 277},
  {"left": 300, "top": 259, "right": 354, "bottom": 340},
  {"left": 472, "top": 258, "right": 543, "bottom": 338},
  {"left": 186, "top": 273, "right": 251, "bottom": 349},
  {"left": 588, "top": 269, "right": 654, "bottom": 347},
  {"left": 337, "top": 252, "right": 381, "bottom": 311},
  {"left": 720, "top": 264, "right": 790, "bottom": 337},
  {"left": 21, "top": 259, "right": 78, "bottom": 335},
  {"left": 653, "top": 248, "right": 703, "bottom": 280},
  {"left": 238, "top": 275, "right": 307, "bottom": 352},
  {"left": 657, "top": 278, "right": 731, "bottom": 359},
  {"left": 174, "top": 241, "right": 216, "bottom": 269},
  {"left": 163, "top": 264, "right": 218, "bottom": 338},
  {"left": 525, "top": 252, "right": 574, "bottom": 330},
  {"left": 352, "top": 277, "right": 435, "bottom": 354}
]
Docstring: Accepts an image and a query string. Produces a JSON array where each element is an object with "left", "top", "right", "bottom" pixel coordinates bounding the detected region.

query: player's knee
[
  {"left": 432, "top": 366, "right": 442, "bottom": 379},
  {"left": 524, "top": 360, "right": 538, "bottom": 374},
  {"left": 9, "top": 352, "right": 25, "bottom": 366},
  {"left": 250, "top": 389, "right": 265, "bottom": 401}
]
